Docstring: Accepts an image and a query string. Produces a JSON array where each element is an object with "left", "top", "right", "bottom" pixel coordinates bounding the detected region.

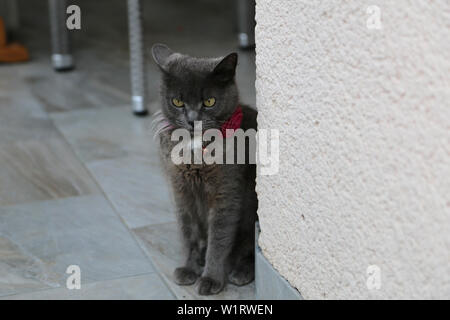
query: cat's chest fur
[
  {"left": 175, "top": 163, "right": 222, "bottom": 191},
  {"left": 159, "top": 134, "right": 225, "bottom": 195}
]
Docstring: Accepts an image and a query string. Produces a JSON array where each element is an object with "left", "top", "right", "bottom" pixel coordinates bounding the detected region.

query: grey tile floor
[{"left": 0, "top": 0, "right": 255, "bottom": 299}]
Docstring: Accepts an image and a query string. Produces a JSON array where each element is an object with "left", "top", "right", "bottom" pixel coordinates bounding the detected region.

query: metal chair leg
[
  {"left": 127, "top": 0, "right": 148, "bottom": 116},
  {"left": 48, "top": 0, "right": 74, "bottom": 71},
  {"left": 237, "top": 0, "right": 255, "bottom": 49}
]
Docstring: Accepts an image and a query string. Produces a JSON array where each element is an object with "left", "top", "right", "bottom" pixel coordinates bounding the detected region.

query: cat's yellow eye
[
  {"left": 172, "top": 98, "right": 184, "bottom": 107},
  {"left": 203, "top": 97, "right": 216, "bottom": 107}
]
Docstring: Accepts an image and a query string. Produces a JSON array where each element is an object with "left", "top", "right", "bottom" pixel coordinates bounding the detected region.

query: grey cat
[{"left": 151, "top": 44, "right": 258, "bottom": 295}]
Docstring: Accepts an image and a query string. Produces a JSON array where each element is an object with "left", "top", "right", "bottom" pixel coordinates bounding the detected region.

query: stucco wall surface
[{"left": 255, "top": 0, "right": 450, "bottom": 299}]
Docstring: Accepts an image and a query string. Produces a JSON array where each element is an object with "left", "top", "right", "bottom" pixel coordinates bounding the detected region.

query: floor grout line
[
  {"left": 127, "top": 226, "right": 180, "bottom": 299},
  {"left": 48, "top": 108, "right": 178, "bottom": 299},
  {"left": 0, "top": 271, "right": 160, "bottom": 299}
]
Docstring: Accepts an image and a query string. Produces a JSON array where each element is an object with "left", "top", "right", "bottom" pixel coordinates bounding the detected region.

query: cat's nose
[
  {"left": 187, "top": 120, "right": 194, "bottom": 128},
  {"left": 186, "top": 110, "right": 198, "bottom": 124}
]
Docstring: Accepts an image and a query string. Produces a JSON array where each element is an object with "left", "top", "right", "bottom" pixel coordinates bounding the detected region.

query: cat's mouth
[{"left": 184, "top": 121, "right": 220, "bottom": 132}]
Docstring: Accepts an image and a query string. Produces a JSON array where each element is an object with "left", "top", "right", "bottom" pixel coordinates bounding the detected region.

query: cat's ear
[
  {"left": 212, "top": 53, "right": 238, "bottom": 83},
  {"left": 151, "top": 43, "right": 174, "bottom": 72}
]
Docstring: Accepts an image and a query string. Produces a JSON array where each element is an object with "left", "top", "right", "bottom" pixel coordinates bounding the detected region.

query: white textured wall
[{"left": 255, "top": 0, "right": 450, "bottom": 299}]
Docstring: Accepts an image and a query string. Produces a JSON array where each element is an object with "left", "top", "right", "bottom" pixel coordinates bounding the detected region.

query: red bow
[{"left": 220, "top": 106, "right": 243, "bottom": 138}]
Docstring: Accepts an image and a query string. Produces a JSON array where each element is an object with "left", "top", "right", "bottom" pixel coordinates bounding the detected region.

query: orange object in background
[
  {"left": 0, "top": 17, "right": 5, "bottom": 47},
  {"left": 0, "top": 17, "right": 29, "bottom": 63}
]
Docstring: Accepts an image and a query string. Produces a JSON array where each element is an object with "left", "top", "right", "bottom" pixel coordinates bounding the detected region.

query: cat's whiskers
[{"left": 151, "top": 110, "right": 174, "bottom": 139}]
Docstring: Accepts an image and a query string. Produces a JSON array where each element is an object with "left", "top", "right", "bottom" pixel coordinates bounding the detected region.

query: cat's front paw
[
  {"left": 197, "top": 276, "right": 224, "bottom": 295},
  {"left": 174, "top": 267, "right": 199, "bottom": 285},
  {"left": 228, "top": 265, "right": 254, "bottom": 286}
]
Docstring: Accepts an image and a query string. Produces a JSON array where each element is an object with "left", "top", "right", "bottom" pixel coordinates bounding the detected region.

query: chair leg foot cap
[{"left": 133, "top": 110, "right": 149, "bottom": 117}]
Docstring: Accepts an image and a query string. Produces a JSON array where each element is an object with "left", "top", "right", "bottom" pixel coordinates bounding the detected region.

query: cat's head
[{"left": 152, "top": 44, "right": 239, "bottom": 131}]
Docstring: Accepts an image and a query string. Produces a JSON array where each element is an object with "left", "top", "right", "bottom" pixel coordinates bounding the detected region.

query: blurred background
[
  {"left": 2, "top": 0, "right": 255, "bottom": 112},
  {"left": 0, "top": 0, "right": 255, "bottom": 300}
]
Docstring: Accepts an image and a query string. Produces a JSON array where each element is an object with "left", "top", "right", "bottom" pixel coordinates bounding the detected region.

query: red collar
[{"left": 220, "top": 106, "right": 243, "bottom": 138}]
